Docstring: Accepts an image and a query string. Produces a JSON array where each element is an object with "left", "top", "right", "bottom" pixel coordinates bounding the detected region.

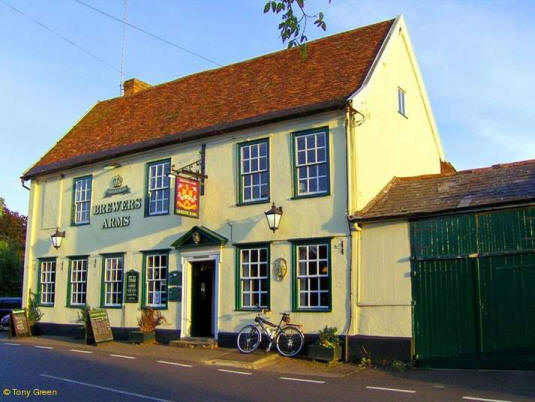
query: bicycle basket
[{"left": 282, "top": 313, "right": 291, "bottom": 323}]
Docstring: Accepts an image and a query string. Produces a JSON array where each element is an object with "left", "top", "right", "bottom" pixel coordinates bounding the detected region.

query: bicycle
[{"left": 236, "top": 311, "right": 304, "bottom": 357}]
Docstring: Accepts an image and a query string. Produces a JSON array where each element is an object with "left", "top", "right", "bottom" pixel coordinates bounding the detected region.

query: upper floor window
[
  {"left": 73, "top": 176, "right": 92, "bottom": 225},
  {"left": 69, "top": 257, "right": 88, "bottom": 306},
  {"left": 39, "top": 259, "right": 56, "bottom": 306},
  {"left": 146, "top": 159, "right": 170, "bottom": 216},
  {"left": 293, "top": 128, "right": 330, "bottom": 197},
  {"left": 398, "top": 87, "right": 406, "bottom": 117},
  {"left": 239, "top": 139, "right": 269, "bottom": 204}
]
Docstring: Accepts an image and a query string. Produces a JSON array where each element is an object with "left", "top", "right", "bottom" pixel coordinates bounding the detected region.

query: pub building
[{"left": 20, "top": 17, "right": 445, "bottom": 361}]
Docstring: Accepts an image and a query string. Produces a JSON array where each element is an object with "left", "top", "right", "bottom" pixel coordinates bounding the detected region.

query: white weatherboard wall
[
  {"left": 358, "top": 221, "right": 412, "bottom": 337},
  {"left": 23, "top": 110, "right": 352, "bottom": 336}
]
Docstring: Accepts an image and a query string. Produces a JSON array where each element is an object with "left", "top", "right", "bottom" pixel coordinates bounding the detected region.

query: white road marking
[
  {"left": 110, "top": 354, "right": 136, "bottom": 360},
  {"left": 40, "top": 374, "right": 172, "bottom": 402},
  {"left": 35, "top": 345, "right": 54, "bottom": 350},
  {"left": 157, "top": 360, "right": 193, "bottom": 368},
  {"left": 69, "top": 349, "right": 93, "bottom": 354},
  {"left": 217, "top": 368, "right": 252, "bottom": 376},
  {"left": 280, "top": 377, "right": 325, "bottom": 384},
  {"left": 366, "top": 386, "right": 416, "bottom": 394},
  {"left": 4, "top": 342, "right": 21, "bottom": 346},
  {"left": 462, "top": 397, "right": 513, "bottom": 402}
]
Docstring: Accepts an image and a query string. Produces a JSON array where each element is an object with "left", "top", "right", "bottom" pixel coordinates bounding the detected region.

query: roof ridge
[{"left": 99, "top": 18, "right": 396, "bottom": 104}]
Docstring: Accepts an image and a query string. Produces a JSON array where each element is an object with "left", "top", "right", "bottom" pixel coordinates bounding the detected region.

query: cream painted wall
[
  {"left": 357, "top": 220, "right": 412, "bottom": 337},
  {"left": 23, "top": 110, "right": 352, "bottom": 335},
  {"left": 351, "top": 16, "right": 444, "bottom": 212}
]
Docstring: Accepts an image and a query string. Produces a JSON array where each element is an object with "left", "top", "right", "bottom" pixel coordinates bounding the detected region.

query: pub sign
[{"left": 175, "top": 176, "right": 200, "bottom": 218}]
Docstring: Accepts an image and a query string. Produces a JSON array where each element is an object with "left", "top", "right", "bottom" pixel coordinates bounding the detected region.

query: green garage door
[{"left": 411, "top": 207, "right": 535, "bottom": 369}]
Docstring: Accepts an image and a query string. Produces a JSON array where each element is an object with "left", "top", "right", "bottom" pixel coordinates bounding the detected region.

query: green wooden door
[{"left": 411, "top": 207, "right": 535, "bottom": 369}]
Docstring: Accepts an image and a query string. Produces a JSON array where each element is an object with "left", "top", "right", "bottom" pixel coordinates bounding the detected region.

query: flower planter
[
  {"left": 30, "top": 324, "right": 42, "bottom": 336},
  {"left": 73, "top": 325, "right": 85, "bottom": 340},
  {"left": 128, "top": 330, "right": 156, "bottom": 344},
  {"left": 307, "top": 344, "right": 342, "bottom": 363}
]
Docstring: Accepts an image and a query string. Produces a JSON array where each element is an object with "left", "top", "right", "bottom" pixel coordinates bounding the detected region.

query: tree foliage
[
  {"left": 0, "top": 199, "right": 26, "bottom": 297},
  {"left": 264, "top": 0, "right": 329, "bottom": 49}
]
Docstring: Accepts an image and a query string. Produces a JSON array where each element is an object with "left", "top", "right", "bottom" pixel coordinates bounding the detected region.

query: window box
[
  {"left": 128, "top": 330, "right": 156, "bottom": 345},
  {"left": 306, "top": 344, "right": 342, "bottom": 363}
]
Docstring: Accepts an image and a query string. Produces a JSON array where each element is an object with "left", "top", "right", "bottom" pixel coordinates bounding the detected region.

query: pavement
[{"left": 0, "top": 332, "right": 534, "bottom": 401}]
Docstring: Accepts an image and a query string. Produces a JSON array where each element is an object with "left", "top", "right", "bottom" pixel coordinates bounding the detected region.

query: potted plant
[
  {"left": 75, "top": 305, "right": 91, "bottom": 341},
  {"left": 27, "top": 290, "right": 43, "bottom": 335},
  {"left": 128, "top": 308, "right": 167, "bottom": 344},
  {"left": 307, "top": 326, "right": 342, "bottom": 363}
]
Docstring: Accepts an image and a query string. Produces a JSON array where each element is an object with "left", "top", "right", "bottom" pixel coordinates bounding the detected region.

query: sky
[{"left": 1, "top": 0, "right": 534, "bottom": 214}]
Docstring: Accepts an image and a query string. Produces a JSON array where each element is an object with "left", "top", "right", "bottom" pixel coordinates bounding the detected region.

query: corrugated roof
[
  {"left": 23, "top": 18, "right": 395, "bottom": 179},
  {"left": 353, "top": 159, "right": 535, "bottom": 221}
]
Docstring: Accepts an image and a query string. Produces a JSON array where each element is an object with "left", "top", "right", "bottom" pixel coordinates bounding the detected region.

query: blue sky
[{"left": 1, "top": 0, "right": 534, "bottom": 214}]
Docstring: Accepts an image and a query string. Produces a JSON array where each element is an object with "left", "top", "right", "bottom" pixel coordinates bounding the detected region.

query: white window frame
[
  {"left": 239, "top": 140, "right": 269, "bottom": 203},
  {"left": 145, "top": 253, "right": 168, "bottom": 308},
  {"left": 73, "top": 176, "right": 92, "bottom": 224},
  {"left": 70, "top": 258, "right": 88, "bottom": 306},
  {"left": 398, "top": 87, "right": 406, "bottom": 116},
  {"left": 147, "top": 160, "right": 170, "bottom": 216},
  {"left": 294, "top": 130, "right": 329, "bottom": 196},
  {"left": 40, "top": 260, "right": 56, "bottom": 305},
  {"left": 103, "top": 255, "right": 124, "bottom": 306},
  {"left": 296, "top": 243, "right": 330, "bottom": 310},
  {"left": 239, "top": 246, "right": 269, "bottom": 309}
]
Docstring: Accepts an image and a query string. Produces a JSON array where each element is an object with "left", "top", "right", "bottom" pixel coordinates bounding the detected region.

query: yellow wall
[
  {"left": 350, "top": 16, "right": 444, "bottom": 212},
  {"left": 23, "top": 111, "right": 352, "bottom": 336},
  {"left": 357, "top": 220, "right": 412, "bottom": 337}
]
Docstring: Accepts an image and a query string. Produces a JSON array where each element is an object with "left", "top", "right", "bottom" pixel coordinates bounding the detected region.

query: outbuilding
[{"left": 352, "top": 160, "right": 535, "bottom": 369}]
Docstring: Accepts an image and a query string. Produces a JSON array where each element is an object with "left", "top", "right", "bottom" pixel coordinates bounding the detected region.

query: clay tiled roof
[
  {"left": 23, "top": 19, "right": 395, "bottom": 179},
  {"left": 353, "top": 159, "right": 535, "bottom": 221}
]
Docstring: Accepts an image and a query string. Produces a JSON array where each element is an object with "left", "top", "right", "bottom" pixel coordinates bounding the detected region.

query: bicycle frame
[{"left": 254, "top": 313, "right": 290, "bottom": 352}]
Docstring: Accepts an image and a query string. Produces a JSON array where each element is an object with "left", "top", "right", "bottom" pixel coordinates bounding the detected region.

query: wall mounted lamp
[
  {"left": 264, "top": 203, "right": 283, "bottom": 233},
  {"left": 50, "top": 228, "right": 65, "bottom": 249}
]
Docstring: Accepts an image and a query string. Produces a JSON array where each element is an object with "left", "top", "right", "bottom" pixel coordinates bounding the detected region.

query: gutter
[{"left": 21, "top": 98, "right": 347, "bottom": 180}]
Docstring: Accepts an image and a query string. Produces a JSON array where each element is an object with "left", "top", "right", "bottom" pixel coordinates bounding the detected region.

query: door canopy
[{"left": 171, "top": 226, "right": 228, "bottom": 250}]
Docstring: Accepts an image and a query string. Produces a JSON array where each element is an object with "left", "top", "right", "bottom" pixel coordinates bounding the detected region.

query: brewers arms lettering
[{"left": 93, "top": 199, "right": 142, "bottom": 215}]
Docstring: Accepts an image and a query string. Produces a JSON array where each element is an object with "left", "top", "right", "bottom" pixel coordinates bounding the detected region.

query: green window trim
[
  {"left": 66, "top": 255, "right": 89, "bottom": 308},
  {"left": 37, "top": 257, "right": 57, "bottom": 307},
  {"left": 237, "top": 138, "right": 270, "bottom": 205},
  {"left": 71, "top": 175, "right": 93, "bottom": 226},
  {"left": 141, "top": 250, "right": 170, "bottom": 310},
  {"left": 291, "top": 127, "right": 331, "bottom": 199},
  {"left": 291, "top": 238, "right": 332, "bottom": 312},
  {"left": 100, "top": 253, "right": 125, "bottom": 308},
  {"left": 235, "top": 243, "right": 271, "bottom": 311},
  {"left": 144, "top": 158, "right": 171, "bottom": 217}
]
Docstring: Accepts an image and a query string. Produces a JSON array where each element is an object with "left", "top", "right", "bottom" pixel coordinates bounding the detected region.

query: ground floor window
[
  {"left": 293, "top": 240, "right": 331, "bottom": 310},
  {"left": 39, "top": 259, "right": 56, "bottom": 305},
  {"left": 103, "top": 255, "right": 124, "bottom": 306},
  {"left": 236, "top": 245, "right": 270, "bottom": 309},
  {"left": 69, "top": 257, "right": 88, "bottom": 306},
  {"left": 144, "top": 252, "right": 168, "bottom": 308}
]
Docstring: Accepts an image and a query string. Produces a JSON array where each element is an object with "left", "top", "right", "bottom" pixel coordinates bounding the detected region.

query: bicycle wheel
[
  {"left": 276, "top": 325, "right": 304, "bottom": 357},
  {"left": 236, "top": 324, "right": 262, "bottom": 354}
]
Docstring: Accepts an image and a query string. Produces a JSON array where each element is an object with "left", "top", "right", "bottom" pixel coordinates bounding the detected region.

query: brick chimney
[{"left": 123, "top": 78, "right": 151, "bottom": 96}]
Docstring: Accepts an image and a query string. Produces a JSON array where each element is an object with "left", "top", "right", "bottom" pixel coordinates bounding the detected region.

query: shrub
[
  {"left": 75, "top": 305, "right": 91, "bottom": 328},
  {"left": 316, "top": 326, "right": 340, "bottom": 349},
  {"left": 27, "top": 290, "right": 43, "bottom": 325},
  {"left": 137, "top": 308, "right": 167, "bottom": 333}
]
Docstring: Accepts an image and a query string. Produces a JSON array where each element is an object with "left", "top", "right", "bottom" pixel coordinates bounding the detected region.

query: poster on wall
[{"left": 175, "top": 176, "right": 200, "bottom": 218}]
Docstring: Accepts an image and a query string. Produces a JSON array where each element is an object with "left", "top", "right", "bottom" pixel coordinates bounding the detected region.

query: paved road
[{"left": 0, "top": 338, "right": 534, "bottom": 401}]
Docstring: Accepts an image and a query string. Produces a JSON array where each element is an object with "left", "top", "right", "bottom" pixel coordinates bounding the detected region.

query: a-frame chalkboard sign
[
  {"left": 88, "top": 309, "right": 113, "bottom": 344},
  {"left": 10, "top": 309, "right": 31, "bottom": 338}
]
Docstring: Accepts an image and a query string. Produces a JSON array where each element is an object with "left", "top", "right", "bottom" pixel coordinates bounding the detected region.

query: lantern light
[
  {"left": 50, "top": 228, "right": 65, "bottom": 249},
  {"left": 264, "top": 203, "right": 283, "bottom": 233}
]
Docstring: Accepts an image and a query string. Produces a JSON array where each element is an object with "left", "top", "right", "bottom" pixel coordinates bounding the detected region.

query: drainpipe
[{"left": 21, "top": 178, "right": 30, "bottom": 191}]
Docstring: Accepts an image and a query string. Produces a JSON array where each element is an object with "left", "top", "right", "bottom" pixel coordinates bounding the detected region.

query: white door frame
[{"left": 180, "top": 249, "right": 220, "bottom": 339}]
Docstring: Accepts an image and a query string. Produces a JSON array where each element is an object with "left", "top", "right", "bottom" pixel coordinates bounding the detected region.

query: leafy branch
[{"left": 264, "top": 0, "right": 329, "bottom": 50}]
